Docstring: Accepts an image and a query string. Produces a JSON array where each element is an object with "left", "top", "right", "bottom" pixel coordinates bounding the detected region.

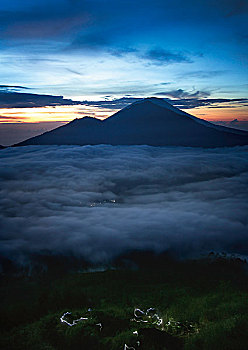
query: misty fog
[{"left": 0, "top": 145, "right": 248, "bottom": 268}]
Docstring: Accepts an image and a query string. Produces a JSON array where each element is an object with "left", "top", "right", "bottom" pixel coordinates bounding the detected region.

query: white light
[
  {"left": 96, "top": 322, "right": 103, "bottom": 331},
  {"left": 124, "top": 344, "right": 136, "bottom": 350},
  {"left": 132, "top": 307, "right": 163, "bottom": 326},
  {"left": 60, "top": 311, "right": 103, "bottom": 331},
  {"left": 60, "top": 312, "right": 88, "bottom": 327}
]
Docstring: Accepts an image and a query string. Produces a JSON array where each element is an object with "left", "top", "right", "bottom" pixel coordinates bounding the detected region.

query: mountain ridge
[{"left": 16, "top": 97, "right": 248, "bottom": 148}]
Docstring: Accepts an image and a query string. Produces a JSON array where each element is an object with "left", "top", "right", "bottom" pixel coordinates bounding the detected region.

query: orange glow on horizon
[
  {"left": 0, "top": 103, "right": 247, "bottom": 124},
  {"left": 0, "top": 105, "right": 118, "bottom": 123},
  {"left": 187, "top": 105, "right": 248, "bottom": 122}
]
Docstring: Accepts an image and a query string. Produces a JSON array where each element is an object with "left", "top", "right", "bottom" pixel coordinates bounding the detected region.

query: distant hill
[
  {"left": 0, "top": 145, "right": 5, "bottom": 149},
  {"left": 16, "top": 97, "right": 248, "bottom": 148}
]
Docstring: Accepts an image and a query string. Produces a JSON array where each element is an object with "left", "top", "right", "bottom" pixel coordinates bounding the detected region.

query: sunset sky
[{"left": 0, "top": 0, "right": 248, "bottom": 144}]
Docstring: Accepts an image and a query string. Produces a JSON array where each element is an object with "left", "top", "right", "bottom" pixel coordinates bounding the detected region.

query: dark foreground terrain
[{"left": 1, "top": 255, "right": 248, "bottom": 350}]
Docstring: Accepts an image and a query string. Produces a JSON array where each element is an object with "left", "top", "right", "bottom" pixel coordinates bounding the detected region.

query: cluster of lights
[
  {"left": 60, "top": 312, "right": 88, "bottom": 327},
  {"left": 132, "top": 307, "right": 163, "bottom": 326},
  {"left": 89, "top": 199, "right": 116, "bottom": 207},
  {"left": 60, "top": 307, "right": 195, "bottom": 350},
  {"left": 60, "top": 309, "right": 102, "bottom": 331},
  {"left": 124, "top": 307, "right": 163, "bottom": 349}
]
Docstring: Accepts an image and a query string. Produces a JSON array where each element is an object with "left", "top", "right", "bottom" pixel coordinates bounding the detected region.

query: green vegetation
[{"left": 1, "top": 255, "right": 248, "bottom": 349}]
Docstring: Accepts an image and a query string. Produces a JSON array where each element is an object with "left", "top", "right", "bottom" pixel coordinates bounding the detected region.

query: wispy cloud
[
  {"left": 155, "top": 89, "right": 210, "bottom": 99},
  {"left": 141, "top": 48, "right": 192, "bottom": 65},
  {"left": 173, "top": 98, "right": 248, "bottom": 109},
  {"left": 0, "top": 85, "right": 30, "bottom": 92},
  {"left": 177, "top": 70, "right": 226, "bottom": 79}
]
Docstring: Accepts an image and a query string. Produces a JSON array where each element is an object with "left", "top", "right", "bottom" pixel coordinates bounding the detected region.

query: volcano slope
[{"left": 16, "top": 97, "right": 248, "bottom": 147}]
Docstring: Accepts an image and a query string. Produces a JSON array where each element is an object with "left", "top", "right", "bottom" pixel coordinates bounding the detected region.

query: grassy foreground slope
[{"left": 1, "top": 256, "right": 248, "bottom": 349}]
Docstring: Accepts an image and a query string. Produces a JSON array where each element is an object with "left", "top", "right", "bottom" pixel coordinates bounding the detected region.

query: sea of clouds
[{"left": 0, "top": 145, "right": 248, "bottom": 269}]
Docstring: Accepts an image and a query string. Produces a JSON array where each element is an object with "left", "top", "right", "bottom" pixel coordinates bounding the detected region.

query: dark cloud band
[
  {"left": 0, "top": 91, "right": 247, "bottom": 111},
  {"left": 0, "top": 92, "right": 79, "bottom": 108},
  {"left": 82, "top": 96, "right": 248, "bottom": 110}
]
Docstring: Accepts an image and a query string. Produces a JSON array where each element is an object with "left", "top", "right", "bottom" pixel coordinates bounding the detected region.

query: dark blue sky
[{"left": 0, "top": 0, "right": 248, "bottom": 131}]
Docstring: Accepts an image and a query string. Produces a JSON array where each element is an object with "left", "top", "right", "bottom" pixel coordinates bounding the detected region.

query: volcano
[{"left": 16, "top": 97, "right": 248, "bottom": 147}]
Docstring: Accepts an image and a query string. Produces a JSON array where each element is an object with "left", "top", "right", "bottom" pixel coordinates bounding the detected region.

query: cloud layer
[
  {"left": 0, "top": 145, "right": 248, "bottom": 269},
  {"left": 82, "top": 96, "right": 248, "bottom": 110},
  {"left": 1, "top": 91, "right": 247, "bottom": 111},
  {"left": 0, "top": 91, "right": 79, "bottom": 108}
]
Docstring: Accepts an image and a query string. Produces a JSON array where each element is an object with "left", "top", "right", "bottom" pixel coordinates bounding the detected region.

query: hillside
[{"left": 16, "top": 98, "right": 248, "bottom": 148}]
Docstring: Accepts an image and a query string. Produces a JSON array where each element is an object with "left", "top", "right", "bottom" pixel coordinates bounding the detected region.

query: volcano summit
[{"left": 17, "top": 98, "right": 248, "bottom": 148}]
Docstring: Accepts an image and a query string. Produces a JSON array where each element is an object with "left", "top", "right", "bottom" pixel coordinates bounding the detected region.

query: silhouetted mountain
[
  {"left": 0, "top": 145, "right": 5, "bottom": 149},
  {"left": 16, "top": 98, "right": 248, "bottom": 148}
]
